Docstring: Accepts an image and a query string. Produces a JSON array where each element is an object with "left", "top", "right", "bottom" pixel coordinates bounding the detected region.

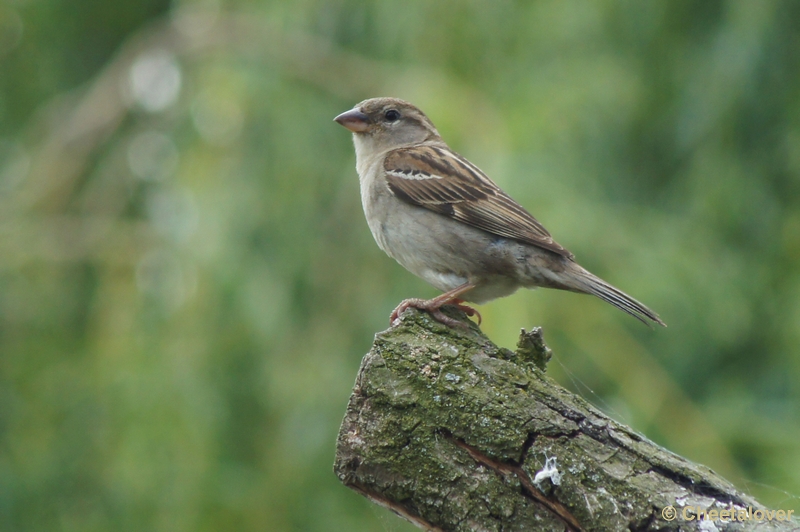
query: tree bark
[{"left": 334, "top": 309, "right": 798, "bottom": 531}]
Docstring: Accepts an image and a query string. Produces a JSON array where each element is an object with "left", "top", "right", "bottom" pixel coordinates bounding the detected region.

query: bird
[{"left": 334, "top": 97, "right": 665, "bottom": 328}]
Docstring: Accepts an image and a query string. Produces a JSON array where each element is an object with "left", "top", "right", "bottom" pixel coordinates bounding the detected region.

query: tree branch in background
[{"left": 335, "top": 310, "right": 797, "bottom": 531}]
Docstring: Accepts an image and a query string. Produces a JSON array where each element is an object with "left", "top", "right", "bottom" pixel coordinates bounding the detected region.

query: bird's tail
[{"left": 564, "top": 266, "right": 666, "bottom": 327}]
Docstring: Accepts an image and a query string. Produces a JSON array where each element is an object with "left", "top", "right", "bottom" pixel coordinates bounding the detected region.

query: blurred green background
[{"left": 1, "top": 0, "right": 799, "bottom": 530}]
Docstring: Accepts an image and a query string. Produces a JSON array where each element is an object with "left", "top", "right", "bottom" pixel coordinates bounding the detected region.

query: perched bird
[{"left": 334, "top": 97, "right": 665, "bottom": 328}]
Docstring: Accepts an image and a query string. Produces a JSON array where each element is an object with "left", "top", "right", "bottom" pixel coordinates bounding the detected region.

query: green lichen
[
  {"left": 335, "top": 308, "right": 796, "bottom": 531},
  {"left": 516, "top": 327, "right": 553, "bottom": 372}
]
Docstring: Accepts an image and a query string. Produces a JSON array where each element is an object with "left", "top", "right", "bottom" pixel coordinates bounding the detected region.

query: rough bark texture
[{"left": 334, "top": 308, "right": 799, "bottom": 531}]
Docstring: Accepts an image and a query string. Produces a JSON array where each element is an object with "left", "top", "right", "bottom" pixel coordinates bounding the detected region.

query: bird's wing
[{"left": 383, "top": 144, "right": 574, "bottom": 259}]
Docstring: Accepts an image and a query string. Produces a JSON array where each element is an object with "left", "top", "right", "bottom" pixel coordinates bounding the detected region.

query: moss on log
[{"left": 334, "top": 308, "right": 798, "bottom": 531}]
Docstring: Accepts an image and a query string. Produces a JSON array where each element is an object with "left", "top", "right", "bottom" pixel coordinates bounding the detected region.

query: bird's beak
[{"left": 334, "top": 108, "right": 370, "bottom": 133}]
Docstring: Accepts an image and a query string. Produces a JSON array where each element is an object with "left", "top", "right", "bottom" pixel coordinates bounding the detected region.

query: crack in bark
[
  {"left": 597, "top": 424, "right": 746, "bottom": 506},
  {"left": 442, "top": 430, "right": 585, "bottom": 532},
  {"left": 347, "top": 481, "right": 445, "bottom": 532},
  {"left": 517, "top": 432, "right": 537, "bottom": 466},
  {"left": 628, "top": 507, "right": 658, "bottom": 532},
  {"left": 646, "top": 465, "right": 746, "bottom": 506}
]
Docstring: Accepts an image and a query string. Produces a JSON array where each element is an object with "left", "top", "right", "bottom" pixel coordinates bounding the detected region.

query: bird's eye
[{"left": 384, "top": 109, "right": 401, "bottom": 122}]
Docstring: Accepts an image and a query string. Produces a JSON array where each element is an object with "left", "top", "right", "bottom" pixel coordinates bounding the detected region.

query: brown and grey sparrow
[{"left": 335, "top": 97, "right": 665, "bottom": 328}]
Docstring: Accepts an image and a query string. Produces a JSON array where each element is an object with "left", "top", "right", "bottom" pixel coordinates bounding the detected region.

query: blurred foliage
[{"left": 1, "top": 0, "right": 799, "bottom": 530}]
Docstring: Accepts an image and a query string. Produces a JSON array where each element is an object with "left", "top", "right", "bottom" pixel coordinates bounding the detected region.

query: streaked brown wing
[{"left": 384, "top": 145, "right": 574, "bottom": 259}]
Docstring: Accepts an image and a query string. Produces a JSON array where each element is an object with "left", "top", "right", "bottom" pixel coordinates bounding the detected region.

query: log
[{"left": 334, "top": 308, "right": 797, "bottom": 531}]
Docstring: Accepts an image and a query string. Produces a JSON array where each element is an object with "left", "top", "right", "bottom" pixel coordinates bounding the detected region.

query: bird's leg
[{"left": 390, "top": 282, "right": 479, "bottom": 328}]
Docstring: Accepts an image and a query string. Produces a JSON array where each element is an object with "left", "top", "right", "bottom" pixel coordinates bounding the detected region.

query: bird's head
[{"left": 334, "top": 97, "right": 441, "bottom": 153}]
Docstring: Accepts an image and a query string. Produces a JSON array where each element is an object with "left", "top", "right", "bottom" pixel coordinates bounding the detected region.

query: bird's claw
[
  {"left": 390, "top": 298, "right": 479, "bottom": 328},
  {"left": 450, "top": 300, "right": 482, "bottom": 325}
]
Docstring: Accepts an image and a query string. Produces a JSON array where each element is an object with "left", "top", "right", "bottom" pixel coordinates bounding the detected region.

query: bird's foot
[
  {"left": 390, "top": 298, "right": 477, "bottom": 329},
  {"left": 389, "top": 298, "right": 420, "bottom": 325},
  {"left": 450, "top": 299, "right": 482, "bottom": 325}
]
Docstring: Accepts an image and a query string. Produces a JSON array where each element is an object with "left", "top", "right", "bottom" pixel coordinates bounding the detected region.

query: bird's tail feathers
[{"left": 566, "top": 267, "right": 666, "bottom": 327}]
